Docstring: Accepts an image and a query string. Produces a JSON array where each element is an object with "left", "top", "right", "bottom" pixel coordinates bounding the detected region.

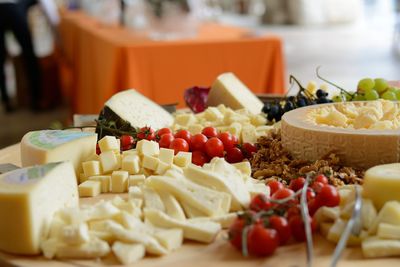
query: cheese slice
[
  {"left": 112, "top": 242, "right": 145, "bottom": 264},
  {"left": 0, "top": 162, "right": 79, "bottom": 255},
  {"left": 362, "top": 237, "right": 400, "bottom": 258},
  {"left": 103, "top": 89, "right": 173, "bottom": 130},
  {"left": 21, "top": 130, "right": 97, "bottom": 174},
  {"left": 207, "top": 73, "right": 263, "bottom": 115}
]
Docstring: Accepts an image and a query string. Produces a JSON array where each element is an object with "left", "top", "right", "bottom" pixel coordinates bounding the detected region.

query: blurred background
[{"left": 0, "top": 0, "right": 399, "bottom": 148}]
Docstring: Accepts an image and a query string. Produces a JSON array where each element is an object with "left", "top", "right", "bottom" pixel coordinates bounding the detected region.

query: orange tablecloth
[{"left": 58, "top": 11, "right": 286, "bottom": 114}]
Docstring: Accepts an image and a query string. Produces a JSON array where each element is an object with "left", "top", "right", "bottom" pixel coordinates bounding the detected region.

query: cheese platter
[{"left": 1, "top": 73, "right": 400, "bottom": 267}]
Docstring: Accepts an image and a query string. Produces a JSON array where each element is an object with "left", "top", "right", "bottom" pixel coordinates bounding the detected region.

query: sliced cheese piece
[
  {"left": 79, "top": 180, "right": 101, "bottom": 197},
  {"left": 86, "top": 201, "right": 121, "bottom": 221},
  {"left": 60, "top": 223, "right": 90, "bottom": 245},
  {"left": 327, "top": 219, "right": 362, "bottom": 246},
  {"left": 112, "top": 242, "right": 145, "bottom": 265},
  {"left": 377, "top": 223, "right": 400, "bottom": 240},
  {"left": 142, "top": 186, "right": 166, "bottom": 212},
  {"left": 314, "top": 206, "right": 340, "bottom": 224},
  {"left": 207, "top": 72, "right": 263, "bottom": 115},
  {"left": 0, "top": 162, "right": 78, "bottom": 255},
  {"left": 369, "top": 201, "right": 400, "bottom": 235},
  {"left": 361, "top": 198, "right": 377, "bottom": 231},
  {"left": 363, "top": 163, "right": 400, "bottom": 209},
  {"left": 362, "top": 237, "right": 400, "bottom": 258},
  {"left": 232, "top": 161, "right": 252, "bottom": 177},
  {"left": 188, "top": 213, "right": 237, "bottom": 229},
  {"left": 158, "top": 191, "right": 186, "bottom": 221},
  {"left": 144, "top": 209, "right": 221, "bottom": 243},
  {"left": 153, "top": 229, "right": 183, "bottom": 251},
  {"left": 55, "top": 238, "right": 110, "bottom": 259},
  {"left": 21, "top": 130, "right": 97, "bottom": 174},
  {"left": 181, "top": 201, "right": 207, "bottom": 218},
  {"left": 103, "top": 89, "right": 173, "bottom": 130}
]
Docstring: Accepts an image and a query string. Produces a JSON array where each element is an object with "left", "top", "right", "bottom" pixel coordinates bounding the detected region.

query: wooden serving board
[{"left": 0, "top": 144, "right": 399, "bottom": 267}]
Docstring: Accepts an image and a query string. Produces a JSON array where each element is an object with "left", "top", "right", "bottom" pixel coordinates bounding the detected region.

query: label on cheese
[
  {"left": 28, "top": 130, "right": 95, "bottom": 150},
  {"left": 4, "top": 163, "right": 58, "bottom": 184}
]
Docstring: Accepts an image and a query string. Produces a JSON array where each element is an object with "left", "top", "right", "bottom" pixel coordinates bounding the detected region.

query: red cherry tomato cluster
[{"left": 228, "top": 174, "right": 340, "bottom": 257}]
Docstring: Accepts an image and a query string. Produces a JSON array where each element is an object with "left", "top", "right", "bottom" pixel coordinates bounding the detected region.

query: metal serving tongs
[
  {"left": 330, "top": 186, "right": 362, "bottom": 267},
  {"left": 300, "top": 175, "right": 313, "bottom": 267}
]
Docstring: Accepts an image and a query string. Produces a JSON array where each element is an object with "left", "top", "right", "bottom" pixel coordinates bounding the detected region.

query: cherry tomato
[
  {"left": 307, "top": 199, "right": 320, "bottom": 217},
  {"left": 205, "top": 137, "right": 224, "bottom": 158},
  {"left": 232, "top": 134, "right": 239, "bottom": 145},
  {"left": 306, "top": 188, "right": 316, "bottom": 202},
  {"left": 202, "top": 126, "right": 218, "bottom": 138},
  {"left": 247, "top": 223, "right": 279, "bottom": 257},
  {"left": 218, "top": 132, "right": 235, "bottom": 151},
  {"left": 289, "top": 215, "right": 316, "bottom": 242},
  {"left": 315, "top": 174, "right": 329, "bottom": 185},
  {"left": 169, "top": 138, "right": 189, "bottom": 154},
  {"left": 137, "top": 126, "right": 155, "bottom": 141},
  {"left": 190, "top": 134, "right": 208, "bottom": 152},
  {"left": 228, "top": 217, "right": 245, "bottom": 250},
  {"left": 286, "top": 206, "right": 300, "bottom": 220},
  {"left": 316, "top": 185, "right": 340, "bottom": 207},
  {"left": 242, "top": 142, "right": 258, "bottom": 158},
  {"left": 269, "top": 215, "right": 291, "bottom": 245},
  {"left": 267, "top": 180, "right": 284, "bottom": 196},
  {"left": 272, "top": 188, "right": 295, "bottom": 201},
  {"left": 120, "top": 135, "right": 134, "bottom": 150},
  {"left": 249, "top": 194, "right": 272, "bottom": 212},
  {"left": 158, "top": 133, "right": 174, "bottom": 148},
  {"left": 311, "top": 181, "right": 324, "bottom": 193},
  {"left": 174, "top": 130, "right": 192, "bottom": 145},
  {"left": 289, "top": 177, "right": 306, "bottom": 192},
  {"left": 191, "top": 150, "right": 209, "bottom": 166},
  {"left": 156, "top": 128, "right": 172, "bottom": 139},
  {"left": 225, "top": 147, "right": 244, "bottom": 163}
]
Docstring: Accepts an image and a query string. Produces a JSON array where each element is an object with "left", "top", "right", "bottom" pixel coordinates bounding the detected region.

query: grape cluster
[
  {"left": 262, "top": 77, "right": 332, "bottom": 123},
  {"left": 340, "top": 78, "right": 400, "bottom": 101}
]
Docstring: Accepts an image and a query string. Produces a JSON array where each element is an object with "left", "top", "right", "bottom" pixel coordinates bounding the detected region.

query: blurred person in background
[{"left": 0, "top": 0, "right": 59, "bottom": 113}]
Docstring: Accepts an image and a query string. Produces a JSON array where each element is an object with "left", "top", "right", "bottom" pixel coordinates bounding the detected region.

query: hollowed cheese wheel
[{"left": 281, "top": 103, "right": 400, "bottom": 169}]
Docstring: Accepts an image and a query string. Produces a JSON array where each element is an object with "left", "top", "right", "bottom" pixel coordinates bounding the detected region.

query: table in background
[{"left": 58, "top": 11, "right": 286, "bottom": 114}]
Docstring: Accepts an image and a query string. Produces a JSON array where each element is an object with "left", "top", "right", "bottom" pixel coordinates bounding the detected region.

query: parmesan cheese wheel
[{"left": 281, "top": 103, "right": 400, "bottom": 169}]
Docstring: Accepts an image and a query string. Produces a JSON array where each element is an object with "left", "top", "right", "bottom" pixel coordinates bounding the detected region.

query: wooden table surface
[{"left": 0, "top": 144, "right": 399, "bottom": 267}]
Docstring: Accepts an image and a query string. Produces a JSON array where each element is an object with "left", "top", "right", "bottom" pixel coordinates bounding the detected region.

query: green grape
[
  {"left": 381, "top": 91, "right": 397, "bottom": 100},
  {"left": 388, "top": 87, "right": 397, "bottom": 93},
  {"left": 353, "top": 93, "right": 366, "bottom": 101},
  {"left": 332, "top": 94, "right": 344, "bottom": 102},
  {"left": 344, "top": 92, "right": 352, "bottom": 101},
  {"left": 358, "top": 78, "right": 375, "bottom": 92},
  {"left": 374, "top": 78, "right": 389, "bottom": 94},
  {"left": 395, "top": 89, "right": 400, "bottom": 100},
  {"left": 365, "top": 89, "right": 379, "bottom": 100}
]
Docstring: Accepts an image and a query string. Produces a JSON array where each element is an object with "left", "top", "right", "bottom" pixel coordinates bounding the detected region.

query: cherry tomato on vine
[
  {"left": 288, "top": 215, "right": 317, "bottom": 242},
  {"left": 218, "top": 132, "right": 235, "bottom": 150},
  {"left": 247, "top": 223, "right": 279, "bottom": 257},
  {"left": 137, "top": 126, "right": 155, "bottom": 141},
  {"left": 158, "top": 133, "right": 174, "bottom": 148},
  {"left": 242, "top": 142, "right": 257, "bottom": 158},
  {"left": 191, "top": 150, "right": 209, "bottom": 166},
  {"left": 311, "top": 181, "right": 324, "bottom": 193},
  {"left": 269, "top": 215, "right": 291, "bottom": 245},
  {"left": 267, "top": 180, "right": 284, "bottom": 196},
  {"left": 174, "top": 130, "right": 192, "bottom": 145},
  {"left": 272, "top": 188, "right": 295, "bottom": 201},
  {"left": 249, "top": 194, "right": 272, "bottom": 212},
  {"left": 315, "top": 185, "right": 340, "bottom": 207},
  {"left": 156, "top": 128, "right": 172, "bottom": 139},
  {"left": 228, "top": 217, "right": 246, "bottom": 250},
  {"left": 190, "top": 134, "right": 208, "bottom": 152},
  {"left": 289, "top": 177, "right": 306, "bottom": 192},
  {"left": 205, "top": 137, "right": 224, "bottom": 158},
  {"left": 202, "top": 126, "right": 218, "bottom": 138},
  {"left": 225, "top": 147, "right": 244, "bottom": 163},
  {"left": 315, "top": 174, "right": 329, "bottom": 185},
  {"left": 307, "top": 199, "right": 320, "bottom": 217},
  {"left": 169, "top": 138, "right": 189, "bottom": 154}
]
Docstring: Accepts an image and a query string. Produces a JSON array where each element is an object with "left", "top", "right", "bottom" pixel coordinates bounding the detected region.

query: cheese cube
[
  {"left": 88, "top": 176, "right": 111, "bottom": 193},
  {"left": 111, "top": 171, "right": 129, "bottom": 193},
  {"left": 142, "top": 155, "right": 159, "bottom": 171},
  {"left": 136, "top": 140, "right": 159, "bottom": 156},
  {"left": 228, "top": 122, "right": 242, "bottom": 138},
  {"left": 121, "top": 154, "right": 140, "bottom": 174},
  {"left": 159, "top": 148, "right": 174, "bottom": 165},
  {"left": 129, "top": 174, "right": 146, "bottom": 186},
  {"left": 82, "top": 161, "right": 102, "bottom": 177},
  {"left": 174, "top": 152, "right": 192, "bottom": 168},
  {"left": 251, "top": 114, "right": 267, "bottom": 126},
  {"left": 100, "top": 151, "right": 119, "bottom": 174},
  {"left": 204, "top": 107, "right": 224, "bottom": 121},
  {"left": 128, "top": 186, "right": 143, "bottom": 201},
  {"left": 232, "top": 161, "right": 252, "bottom": 176},
  {"left": 156, "top": 161, "right": 170, "bottom": 175},
  {"left": 139, "top": 167, "right": 153, "bottom": 177},
  {"left": 98, "top": 136, "right": 120, "bottom": 153},
  {"left": 241, "top": 124, "right": 257, "bottom": 144},
  {"left": 0, "top": 162, "right": 79, "bottom": 255},
  {"left": 79, "top": 180, "right": 102, "bottom": 197},
  {"left": 175, "top": 113, "right": 197, "bottom": 126},
  {"left": 112, "top": 242, "right": 145, "bottom": 265},
  {"left": 122, "top": 149, "right": 138, "bottom": 157},
  {"left": 188, "top": 124, "right": 203, "bottom": 135},
  {"left": 79, "top": 173, "right": 88, "bottom": 184}
]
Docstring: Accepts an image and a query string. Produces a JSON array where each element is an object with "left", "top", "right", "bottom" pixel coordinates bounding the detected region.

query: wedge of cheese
[
  {"left": 0, "top": 162, "right": 79, "bottom": 255},
  {"left": 21, "top": 130, "right": 97, "bottom": 174},
  {"left": 207, "top": 73, "right": 263, "bottom": 115}
]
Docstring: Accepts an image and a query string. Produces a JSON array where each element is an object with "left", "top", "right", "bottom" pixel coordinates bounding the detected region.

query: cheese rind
[
  {"left": 21, "top": 130, "right": 97, "bottom": 174},
  {"left": 0, "top": 162, "right": 79, "bottom": 255}
]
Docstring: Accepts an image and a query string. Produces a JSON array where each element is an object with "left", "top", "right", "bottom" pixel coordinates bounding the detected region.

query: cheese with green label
[
  {"left": 0, "top": 162, "right": 79, "bottom": 255},
  {"left": 21, "top": 130, "right": 97, "bottom": 174}
]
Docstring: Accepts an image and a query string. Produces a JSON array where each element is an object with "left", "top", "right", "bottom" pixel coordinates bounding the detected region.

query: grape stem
[
  {"left": 316, "top": 66, "right": 355, "bottom": 98},
  {"left": 289, "top": 75, "right": 316, "bottom": 100}
]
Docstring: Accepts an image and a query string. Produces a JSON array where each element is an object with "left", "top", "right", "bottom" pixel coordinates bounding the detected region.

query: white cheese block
[
  {"left": 21, "top": 130, "right": 97, "bottom": 174},
  {"left": 207, "top": 73, "right": 263, "bottom": 115},
  {"left": 98, "top": 136, "right": 119, "bottom": 153},
  {"left": 362, "top": 237, "right": 400, "bottom": 258},
  {"left": 104, "top": 89, "right": 173, "bottom": 130},
  {"left": 363, "top": 163, "right": 400, "bottom": 210},
  {"left": 78, "top": 180, "right": 102, "bottom": 197},
  {"left": 0, "top": 162, "right": 79, "bottom": 255}
]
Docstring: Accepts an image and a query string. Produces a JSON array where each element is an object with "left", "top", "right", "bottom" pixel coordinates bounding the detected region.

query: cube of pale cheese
[
  {"left": 232, "top": 161, "right": 252, "bottom": 176},
  {"left": 0, "top": 162, "right": 79, "bottom": 255},
  {"left": 153, "top": 229, "right": 183, "bottom": 251},
  {"left": 121, "top": 154, "right": 140, "bottom": 174},
  {"left": 174, "top": 113, "right": 197, "bottom": 126},
  {"left": 228, "top": 122, "right": 242, "bottom": 138},
  {"left": 82, "top": 161, "right": 102, "bottom": 177},
  {"left": 79, "top": 172, "right": 88, "bottom": 184},
  {"left": 99, "top": 151, "right": 119, "bottom": 174},
  {"left": 60, "top": 223, "right": 90, "bottom": 245},
  {"left": 188, "top": 124, "right": 203, "bottom": 135},
  {"left": 88, "top": 176, "right": 111, "bottom": 193},
  {"left": 112, "top": 242, "right": 145, "bottom": 265},
  {"left": 155, "top": 160, "right": 170, "bottom": 175},
  {"left": 139, "top": 167, "right": 154, "bottom": 177},
  {"left": 142, "top": 155, "right": 159, "bottom": 171},
  {"left": 122, "top": 149, "right": 138, "bottom": 157},
  {"left": 128, "top": 186, "right": 143, "bottom": 201},
  {"left": 204, "top": 107, "right": 224, "bottom": 121},
  {"left": 251, "top": 114, "right": 267, "bottom": 126},
  {"left": 136, "top": 140, "right": 159, "bottom": 156},
  {"left": 159, "top": 148, "right": 175, "bottom": 165},
  {"left": 129, "top": 174, "right": 146, "bottom": 186},
  {"left": 98, "top": 136, "right": 120, "bottom": 153},
  {"left": 79, "top": 180, "right": 102, "bottom": 197},
  {"left": 111, "top": 171, "right": 129, "bottom": 193},
  {"left": 241, "top": 124, "right": 257, "bottom": 144},
  {"left": 174, "top": 152, "right": 192, "bottom": 168}
]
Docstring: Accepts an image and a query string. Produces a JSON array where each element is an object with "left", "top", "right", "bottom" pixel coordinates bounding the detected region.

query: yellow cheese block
[
  {"left": 363, "top": 163, "right": 400, "bottom": 209},
  {"left": 281, "top": 102, "right": 400, "bottom": 169},
  {"left": 0, "top": 162, "right": 79, "bottom": 255}
]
